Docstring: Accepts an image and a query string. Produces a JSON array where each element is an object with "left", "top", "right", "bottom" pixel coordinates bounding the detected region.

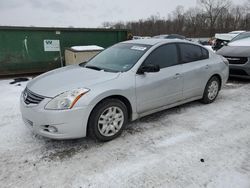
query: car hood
[
  {"left": 27, "top": 65, "right": 120, "bottom": 97},
  {"left": 216, "top": 45, "right": 250, "bottom": 57}
]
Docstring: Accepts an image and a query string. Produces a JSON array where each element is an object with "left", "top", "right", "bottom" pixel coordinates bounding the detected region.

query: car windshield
[
  {"left": 81, "top": 43, "right": 151, "bottom": 72},
  {"left": 230, "top": 32, "right": 250, "bottom": 42}
]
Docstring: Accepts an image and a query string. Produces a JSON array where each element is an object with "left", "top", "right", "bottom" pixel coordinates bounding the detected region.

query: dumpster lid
[{"left": 70, "top": 45, "right": 104, "bottom": 52}]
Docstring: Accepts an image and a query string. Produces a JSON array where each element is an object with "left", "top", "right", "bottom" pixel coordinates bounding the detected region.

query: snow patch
[{"left": 70, "top": 45, "right": 104, "bottom": 51}]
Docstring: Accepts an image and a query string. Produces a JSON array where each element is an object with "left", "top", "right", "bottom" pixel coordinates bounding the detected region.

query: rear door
[
  {"left": 135, "top": 43, "right": 183, "bottom": 114},
  {"left": 178, "top": 43, "right": 211, "bottom": 99}
]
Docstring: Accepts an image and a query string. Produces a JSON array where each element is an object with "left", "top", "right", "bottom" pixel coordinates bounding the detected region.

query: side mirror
[{"left": 137, "top": 64, "right": 160, "bottom": 74}]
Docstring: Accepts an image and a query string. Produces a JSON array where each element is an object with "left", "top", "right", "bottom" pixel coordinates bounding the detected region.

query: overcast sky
[{"left": 0, "top": 0, "right": 246, "bottom": 28}]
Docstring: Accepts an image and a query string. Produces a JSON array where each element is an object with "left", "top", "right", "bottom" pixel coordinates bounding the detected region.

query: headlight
[{"left": 45, "top": 88, "right": 90, "bottom": 110}]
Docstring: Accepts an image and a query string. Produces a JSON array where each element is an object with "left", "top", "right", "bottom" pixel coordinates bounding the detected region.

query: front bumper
[
  {"left": 229, "top": 58, "right": 250, "bottom": 78},
  {"left": 20, "top": 95, "right": 93, "bottom": 139}
]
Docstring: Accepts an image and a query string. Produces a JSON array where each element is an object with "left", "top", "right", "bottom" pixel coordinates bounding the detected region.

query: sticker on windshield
[{"left": 131, "top": 46, "right": 147, "bottom": 51}]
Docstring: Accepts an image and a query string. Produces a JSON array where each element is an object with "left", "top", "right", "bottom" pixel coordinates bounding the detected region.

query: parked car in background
[
  {"left": 132, "top": 36, "right": 142, "bottom": 40},
  {"left": 140, "top": 36, "right": 151, "bottom": 39},
  {"left": 217, "top": 32, "right": 250, "bottom": 78},
  {"left": 153, "top": 34, "right": 186, "bottom": 40},
  {"left": 212, "top": 30, "right": 245, "bottom": 51},
  {"left": 133, "top": 36, "right": 151, "bottom": 40},
  {"left": 20, "top": 39, "right": 229, "bottom": 141}
]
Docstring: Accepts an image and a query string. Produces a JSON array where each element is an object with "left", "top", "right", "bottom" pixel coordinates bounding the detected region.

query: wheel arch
[{"left": 86, "top": 95, "right": 133, "bottom": 136}]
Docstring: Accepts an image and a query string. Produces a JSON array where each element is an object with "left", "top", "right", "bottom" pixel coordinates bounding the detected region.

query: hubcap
[
  {"left": 98, "top": 106, "right": 124, "bottom": 137},
  {"left": 208, "top": 81, "right": 219, "bottom": 100}
]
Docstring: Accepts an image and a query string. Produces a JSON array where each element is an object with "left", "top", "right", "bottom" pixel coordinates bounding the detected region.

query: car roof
[
  {"left": 153, "top": 34, "right": 169, "bottom": 38},
  {"left": 122, "top": 38, "right": 198, "bottom": 46},
  {"left": 122, "top": 38, "right": 187, "bottom": 46},
  {"left": 167, "top": 34, "right": 186, "bottom": 39},
  {"left": 153, "top": 34, "right": 186, "bottom": 39},
  {"left": 239, "top": 31, "right": 250, "bottom": 34}
]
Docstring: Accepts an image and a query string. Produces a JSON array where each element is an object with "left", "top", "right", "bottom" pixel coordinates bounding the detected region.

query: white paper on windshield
[{"left": 131, "top": 46, "right": 147, "bottom": 51}]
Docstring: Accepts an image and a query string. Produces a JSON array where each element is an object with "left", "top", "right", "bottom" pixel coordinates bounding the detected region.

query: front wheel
[
  {"left": 201, "top": 76, "right": 220, "bottom": 104},
  {"left": 88, "top": 99, "right": 128, "bottom": 142}
]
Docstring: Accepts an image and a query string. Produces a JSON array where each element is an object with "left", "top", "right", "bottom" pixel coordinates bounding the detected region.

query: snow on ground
[{"left": 0, "top": 78, "right": 250, "bottom": 188}]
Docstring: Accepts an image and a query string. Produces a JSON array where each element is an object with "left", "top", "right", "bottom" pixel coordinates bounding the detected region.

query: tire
[
  {"left": 201, "top": 76, "right": 220, "bottom": 104},
  {"left": 88, "top": 99, "right": 128, "bottom": 142}
]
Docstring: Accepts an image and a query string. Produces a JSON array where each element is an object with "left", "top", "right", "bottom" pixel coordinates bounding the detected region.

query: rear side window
[
  {"left": 201, "top": 47, "right": 209, "bottom": 59},
  {"left": 143, "top": 44, "right": 178, "bottom": 69},
  {"left": 179, "top": 43, "right": 209, "bottom": 63}
]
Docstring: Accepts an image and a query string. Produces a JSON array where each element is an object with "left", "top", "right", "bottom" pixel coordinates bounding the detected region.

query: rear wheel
[
  {"left": 201, "top": 76, "right": 220, "bottom": 104},
  {"left": 88, "top": 99, "right": 128, "bottom": 142}
]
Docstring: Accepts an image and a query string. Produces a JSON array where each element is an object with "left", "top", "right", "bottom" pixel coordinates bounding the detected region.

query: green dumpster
[{"left": 0, "top": 26, "right": 128, "bottom": 76}]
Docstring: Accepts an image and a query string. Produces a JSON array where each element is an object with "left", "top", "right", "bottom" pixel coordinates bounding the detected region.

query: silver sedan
[{"left": 20, "top": 39, "right": 229, "bottom": 141}]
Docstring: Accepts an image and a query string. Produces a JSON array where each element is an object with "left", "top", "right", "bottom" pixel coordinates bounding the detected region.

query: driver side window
[{"left": 143, "top": 44, "right": 179, "bottom": 69}]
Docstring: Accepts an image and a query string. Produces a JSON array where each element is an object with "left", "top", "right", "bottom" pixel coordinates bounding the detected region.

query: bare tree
[
  {"left": 246, "top": 0, "right": 250, "bottom": 8},
  {"left": 172, "top": 5, "right": 185, "bottom": 33},
  {"left": 184, "top": 7, "right": 204, "bottom": 36},
  {"left": 198, "top": 0, "right": 231, "bottom": 35},
  {"left": 104, "top": 0, "right": 249, "bottom": 38},
  {"left": 102, "top": 22, "right": 113, "bottom": 28},
  {"left": 230, "top": 5, "right": 244, "bottom": 30}
]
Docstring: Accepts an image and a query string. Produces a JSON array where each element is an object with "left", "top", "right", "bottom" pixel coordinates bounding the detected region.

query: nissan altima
[{"left": 20, "top": 39, "right": 229, "bottom": 141}]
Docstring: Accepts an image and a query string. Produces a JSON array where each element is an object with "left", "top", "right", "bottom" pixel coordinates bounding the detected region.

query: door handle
[
  {"left": 205, "top": 64, "right": 209, "bottom": 69},
  {"left": 174, "top": 73, "right": 181, "bottom": 79}
]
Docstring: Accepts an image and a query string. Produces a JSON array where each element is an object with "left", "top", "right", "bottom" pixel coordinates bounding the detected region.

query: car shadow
[
  {"left": 39, "top": 136, "right": 103, "bottom": 161},
  {"left": 223, "top": 77, "right": 250, "bottom": 89},
  {"left": 228, "top": 77, "right": 250, "bottom": 84}
]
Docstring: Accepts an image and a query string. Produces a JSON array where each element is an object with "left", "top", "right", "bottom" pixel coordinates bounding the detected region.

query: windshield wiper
[
  {"left": 85, "top": 65, "right": 103, "bottom": 71},
  {"left": 79, "top": 62, "right": 87, "bottom": 67}
]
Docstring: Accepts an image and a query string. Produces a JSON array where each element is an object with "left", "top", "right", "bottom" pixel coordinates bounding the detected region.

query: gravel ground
[{"left": 0, "top": 78, "right": 249, "bottom": 188}]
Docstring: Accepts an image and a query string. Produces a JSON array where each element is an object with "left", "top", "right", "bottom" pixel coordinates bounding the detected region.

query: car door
[
  {"left": 135, "top": 43, "right": 183, "bottom": 114},
  {"left": 178, "top": 43, "right": 211, "bottom": 99}
]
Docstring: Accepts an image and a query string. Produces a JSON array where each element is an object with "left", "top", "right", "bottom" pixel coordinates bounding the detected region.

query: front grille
[
  {"left": 225, "top": 56, "right": 248, "bottom": 65},
  {"left": 229, "top": 69, "right": 248, "bottom": 76},
  {"left": 23, "top": 88, "right": 45, "bottom": 105}
]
